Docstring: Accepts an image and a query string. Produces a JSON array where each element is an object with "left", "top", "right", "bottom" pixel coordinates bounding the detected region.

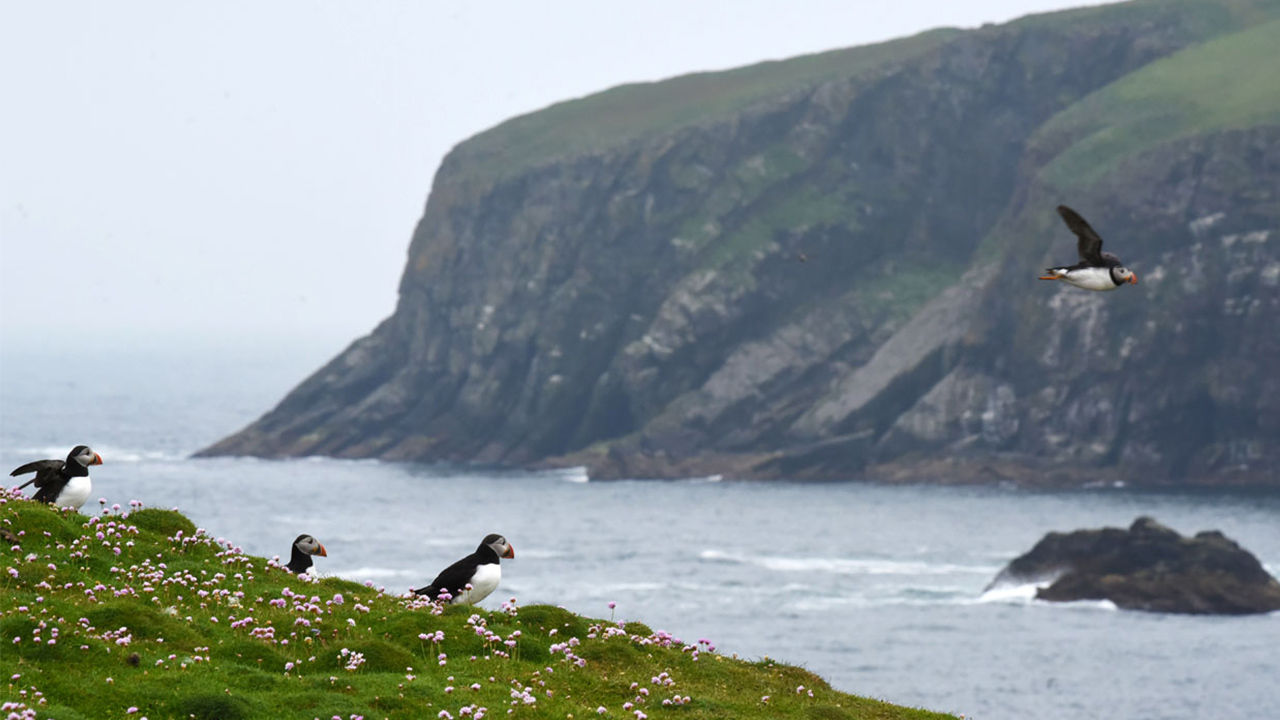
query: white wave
[
  {"left": 336, "top": 566, "right": 417, "bottom": 580},
  {"left": 298, "top": 455, "right": 384, "bottom": 466},
  {"left": 974, "top": 582, "right": 1043, "bottom": 604},
  {"left": 9, "top": 444, "right": 188, "bottom": 463},
  {"left": 418, "top": 537, "right": 481, "bottom": 548},
  {"left": 699, "top": 549, "right": 999, "bottom": 576},
  {"left": 791, "top": 591, "right": 970, "bottom": 611},
  {"left": 527, "top": 465, "right": 589, "bottom": 483},
  {"left": 517, "top": 548, "right": 566, "bottom": 559},
  {"left": 97, "top": 445, "right": 191, "bottom": 463},
  {"left": 1055, "top": 598, "right": 1119, "bottom": 612},
  {"left": 974, "top": 580, "right": 1118, "bottom": 611},
  {"left": 9, "top": 445, "right": 79, "bottom": 459},
  {"left": 557, "top": 467, "right": 591, "bottom": 483},
  {"left": 596, "top": 581, "right": 667, "bottom": 592}
]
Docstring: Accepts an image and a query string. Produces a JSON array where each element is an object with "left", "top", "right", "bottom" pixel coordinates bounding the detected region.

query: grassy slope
[
  {"left": 1035, "top": 16, "right": 1280, "bottom": 188},
  {"left": 441, "top": 0, "right": 1280, "bottom": 189},
  {"left": 445, "top": 29, "right": 959, "bottom": 184},
  {"left": 0, "top": 495, "right": 954, "bottom": 720}
]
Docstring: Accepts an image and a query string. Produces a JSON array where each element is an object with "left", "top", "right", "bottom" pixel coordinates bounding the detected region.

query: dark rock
[{"left": 988, "top": 517, "right": 1280, "bottom": 614}]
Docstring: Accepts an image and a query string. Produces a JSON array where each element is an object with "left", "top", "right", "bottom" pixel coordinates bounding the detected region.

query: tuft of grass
[
  {"left": 0, "top": 492, "right": 955, "bottom": 719},
  {"left": 128, "top": 506, "right": 198, "bottom": 536},
  {"left": 174, "top": 694, "right": 255, "bottom": 720}
]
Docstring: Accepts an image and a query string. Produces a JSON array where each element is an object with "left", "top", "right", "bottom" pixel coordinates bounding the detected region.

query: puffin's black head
[
  {"left": 65, "top": 446, "right": 103, "bottom": 476},
  {"left": 286, "top": 534, "right": 327, "bottom": 573},
  {"left": 478, "top": 533, "right": 515, "bottom": 560},
  {"left": 1110, "top": 266, "right": 1138, "bottom": 285}
]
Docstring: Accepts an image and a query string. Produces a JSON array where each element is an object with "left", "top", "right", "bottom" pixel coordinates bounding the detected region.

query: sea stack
[{"left": 988, "top": 517, "right": 1280, "bottom": 614}]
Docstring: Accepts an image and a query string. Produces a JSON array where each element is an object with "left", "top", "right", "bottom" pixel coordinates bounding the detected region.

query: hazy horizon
[{"left": 3, "top": 1, "right": 1097, "bottom": 354}]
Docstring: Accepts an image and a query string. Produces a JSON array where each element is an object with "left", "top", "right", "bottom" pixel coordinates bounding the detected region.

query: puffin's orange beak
[
  {"left": 316, "top": 544, "right": 328, "bottom": 557},
  {"left": 1129, "top": 273, "right": 1138, "bottom": 285},
  {"left": 503, "top": 544, "right": 515, "bottom": 559},
  {"left": 92, "top": 453, "right": 103, "bottom": 465}
]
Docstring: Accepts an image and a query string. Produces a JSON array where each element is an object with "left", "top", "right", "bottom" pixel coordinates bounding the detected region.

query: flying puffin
[
  {"left": 285, "top": 534, "right": 328, "bottom": 574},
  {"left": 413, "top": 533, "right": 515, "bottom": 605},
  {"left": 10, "top": 445, "right": 103, "bottom": 510},
  {"left": 1039, "top": 205, "right": 1138, "bottom": 290}
]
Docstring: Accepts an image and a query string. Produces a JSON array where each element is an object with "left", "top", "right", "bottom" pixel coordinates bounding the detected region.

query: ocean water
[{"left": 2, "top": 337, "right": 1277, "bottom": 720}]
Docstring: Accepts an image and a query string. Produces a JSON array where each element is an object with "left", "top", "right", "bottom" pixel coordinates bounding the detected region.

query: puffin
[
  {"left": 285, "top": 534, "right": 328, "bottom": 574},
  {"left": 413, "top": 533, "right": 515, "bottom": 605},
  {"left": 1039, "top": 205, "right": 1138, "bottom": 290},
  {"left": 10, "top": 445, "right": 103, "bottom": 510}
]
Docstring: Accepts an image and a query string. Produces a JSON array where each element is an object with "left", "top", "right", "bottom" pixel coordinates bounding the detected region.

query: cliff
[{"left": 200, "top": 0, "right": 1280, "bottom": 486}]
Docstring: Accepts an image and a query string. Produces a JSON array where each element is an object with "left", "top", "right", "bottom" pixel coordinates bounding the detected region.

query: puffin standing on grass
[
  {"left": 10, "top": 445, "right": 103, "bottom": 510},
  {"left": 413, "top": 533, "right": 515, "bottom": 605},
  {"left": 1039, "top": 205, "right": 1139, "bottom": 290},
  {"left": 285, "top": 534, "right": 328, "bottom": 574}
]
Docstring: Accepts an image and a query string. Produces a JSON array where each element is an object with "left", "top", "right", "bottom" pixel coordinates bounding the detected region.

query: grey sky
[{"left": 1, "top": 1, "right": 1093, "bottom": 351}]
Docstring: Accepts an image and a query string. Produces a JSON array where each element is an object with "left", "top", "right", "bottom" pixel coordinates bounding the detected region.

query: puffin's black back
[{"left": 414, "top": 546, "right": 500, "bottom": 600}]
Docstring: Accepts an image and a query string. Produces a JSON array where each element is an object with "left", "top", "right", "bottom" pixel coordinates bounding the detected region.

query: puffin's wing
[
  {"left": 10, "top": 459, "right": 62, "bottom": 489},
  {"left": 1057, "top": 205, "right": 1105, "bottom": 264},
  {"left": 414, "top": 554, "right": 478, "bottom": 599},
  {"left": 10, "top": 459, "right": 61, "bottom": 478},
  {"left": 32, "top": 479, "right": 70, "bottom": 504}
]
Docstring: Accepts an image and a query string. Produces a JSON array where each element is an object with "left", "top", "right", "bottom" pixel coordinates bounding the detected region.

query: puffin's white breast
[
  {"left": 57, "top": 475, "right": 93, "bottom": 510},
  {"left": 1061, "top": 267, "right": 1118, "bottom": 291},
  {"left": 454, "top": 563, "right": 502, "bottom": 605}
]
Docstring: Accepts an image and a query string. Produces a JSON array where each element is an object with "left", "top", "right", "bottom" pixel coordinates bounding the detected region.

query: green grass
[
  {"left": 701, "top": 184, "right": 855, "bottom": 274},
  {"left": 851, "top": 263, "right": 964, "bottom": 325},
  {"left": 0, "top": 495, "right": 955, "bottom": 719},
  {"left": 1004, "top": 0, "right": 1277, "bottom": 34},
  {"left": 446, "top": 29, "right": 959, "bottom": 185},
  {"left": 1036, "top": 17, "right": 1280, "bottom": 188}
]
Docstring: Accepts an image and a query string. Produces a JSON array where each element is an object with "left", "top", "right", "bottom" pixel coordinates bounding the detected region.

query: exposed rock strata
[{"left": 200, "top": 1, "right": 1280, "bottom": 486}]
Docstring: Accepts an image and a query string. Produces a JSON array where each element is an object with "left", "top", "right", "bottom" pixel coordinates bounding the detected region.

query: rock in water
[{"left": 988, "top": 517, "right": 1280, "bottom": 615}]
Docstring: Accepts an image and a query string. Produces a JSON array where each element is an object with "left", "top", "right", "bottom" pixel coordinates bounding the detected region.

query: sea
[{"left": 1, "top": 334, "right": 1277, "bottom": 720}]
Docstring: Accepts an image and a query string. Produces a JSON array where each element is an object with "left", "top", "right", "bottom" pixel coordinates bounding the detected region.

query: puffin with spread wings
[
  {"left": 1039, "top": 205, "right": 1138, "bottom": 291},
  {"left": 11, "top": 445, "right": 103, "bottom": 510}
]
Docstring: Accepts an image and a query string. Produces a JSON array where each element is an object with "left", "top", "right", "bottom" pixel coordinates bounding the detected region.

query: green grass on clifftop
[
  {"left": 1036, "top": 17, "right": 1280, "bottom": 187},
  {"left": 0, "top": 493, "right": 954, "bottom": 720},
  {"left": 445, "top": 29, "right": 958, "bottom": 185}
]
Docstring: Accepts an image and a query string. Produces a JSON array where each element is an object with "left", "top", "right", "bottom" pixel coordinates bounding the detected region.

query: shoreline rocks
[{"left": 988, "top": 517, "right": 1280, "bottom": 615}]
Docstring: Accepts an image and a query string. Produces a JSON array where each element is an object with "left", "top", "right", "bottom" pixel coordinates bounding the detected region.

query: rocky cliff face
[{"left": 200, "top": 0, "right": 1280, "bottom": 486}]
